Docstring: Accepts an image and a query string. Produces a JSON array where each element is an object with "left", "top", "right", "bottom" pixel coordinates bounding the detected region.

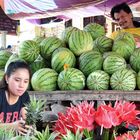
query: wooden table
[{"left": 29, "top": 90, "right": 140, "bottom": 101}]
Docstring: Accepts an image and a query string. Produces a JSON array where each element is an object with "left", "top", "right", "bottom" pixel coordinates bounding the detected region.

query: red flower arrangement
[{"left": 53, "top": 100, "right": 140, "bottom": 140}]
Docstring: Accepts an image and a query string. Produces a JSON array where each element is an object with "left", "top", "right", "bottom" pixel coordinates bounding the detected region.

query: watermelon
[
  {"left": 103, "top": 54, "right": 127, "bottom": 75},
  {"left": 87, "top": 70, "right": 110, "bottom": 90},
  {"left": 84, "top": 23, "right": 105, "bottom": 40},
  {"left": 31, "top": 68, "right": 58, "bottom": 91},
  {"left": 40, "top": 37, "right": 66, "bottom": 60},
  {"left": 112, "top": 39, "right": 135, "bottom": 61},
  {"left": 110, "top": 68, "right": 136, "bottom": 91},
  {"left": 19, "top": 40, "right": 40, "bottom": 64},
  {"left": 61, "top": 26, "right": 79, "bottom": 45},
  {"left": 0, "top": 70, "right": 4, "bottom": 80},
  {"left": 33, "top": 36, "right": 45, "bottom": 45},
  {"left": 0, "top": 50, "right": 12, "bottom": 69},
  {"left": 30, "top": 60, "right": 48, "bottom": 75},
  {"left": 79, "top": 50, "right": 103, "bottom": 77},
  {"left": 68, "top": 30, "right": 93, "bottom": 56},
  {"left": 58, "top": 68, "right": 85, "bottom": 90},
  {"left": 137, "top": 71, "right": 140, "bottom": 89},
  {"left": 130, "top": 48, "right": 140, "bottom": 72},
  {"left": 114, "top": 31, "right": 136, "bottom": 48},
  {"left": 5, "top": 53, "right": 25, "bottom": 72},
  {"left": 51, "top": 47, "right": 76, "bottom": 73},
  {"left": 93, "top": 36, "right": 113, "bottom": 53}
]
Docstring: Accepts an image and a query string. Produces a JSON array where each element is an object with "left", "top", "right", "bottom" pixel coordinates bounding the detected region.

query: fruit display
[{"left": 1, "top": 23, "right": 140, "bottom": 91}]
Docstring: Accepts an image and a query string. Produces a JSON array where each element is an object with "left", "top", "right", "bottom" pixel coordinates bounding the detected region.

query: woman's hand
[{"left": 12, "top": 120, "right": 32, "bottom": 135}]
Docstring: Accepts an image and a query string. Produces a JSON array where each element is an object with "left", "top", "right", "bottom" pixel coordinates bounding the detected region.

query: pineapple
[
  {"left": 61, "top": 129, "right": 83, "bottom": 140},
  {"left": 25, "top": 96, "right": 46, "bottom": 126},
  {"left": 0, "top": 127, "right": 14, "bottom": 140},
  {"left": 33, "top": 125, "right": 59, "bottom": 140}
]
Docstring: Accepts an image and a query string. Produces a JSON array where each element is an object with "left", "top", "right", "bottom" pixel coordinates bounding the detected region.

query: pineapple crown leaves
[
  {"left": 61, "top": 129, "right": 83, "bottom": 140},
  {"left": 34, "top": 125, "right": 59, "bottom": 140},
  {"left": 0, "top": 127, "right": 15, "bottom": 140},
  {"left": 24, "top": 96, "right": 46, "bottom": 125}
]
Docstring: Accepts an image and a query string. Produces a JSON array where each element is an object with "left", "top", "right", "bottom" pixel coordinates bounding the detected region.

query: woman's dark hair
[
  {"left": 0, "top": 60, "right": 31, "bottom": 89},
  {"left": 110, "top": 2, "right": 132, "bottom": 20}
]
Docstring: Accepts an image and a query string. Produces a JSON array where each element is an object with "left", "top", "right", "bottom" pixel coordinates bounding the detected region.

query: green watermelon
[
  {"left": 103, "top": 54, "right": 127, "bottom": 75},
  {"left": 19, "top": 40, "right": 40, "bottom": 64},
  {"left": 51, "top": 47, "right": 76, "bottom": 73},
  {"left": 114, "top": 31, "right": 136, "bottom": 48},
  {"left": 110, "top": 68, "right": 136, "bottom": 91},
  {"left": 137, "top": 71, "right": 140, "bottom": 89},
  {"left": 40, "top": 37, "right": 66, "bottom": 60},
  {"left": 33, "top": 36, "right": 45, "bottom": 45},
  {"left": 112, "top": 39, "right": 135, "bottom": 61},
  {"left": 5, "top": 53, "right": 25, "bottom": 72},
  {"left": 84, "top": 23, "right": 105, "bottom": 40},
  {"left": 87, "top": 70, "right": 110, "bottom": 90},
  {"left": 79, "top": 50, "right": 103, "bottom": 77},
  {"left": 30, "top": 60, "right": 48, "bottom": 75},
  {"left": 0, "top": 50, "right": 12, "bottom": 69},
  {"left": 69, "top": 30, "right": 93, "bottom": 56},
  {"left": 58, "top": 68, "right": 85, "bottom": 90},
  {"left": 31, "top": 68, "right": 58, "bottom": 91},
  {"left": 130, "top": 48, "right": 140, "bottom": 72},
  {"left": 61, "top": 26, "right": 79, "bottom": 45},
  {"left": 0, "top": 70, "right": 4, "bottom": 80},
  {"left": 93, "top": 36, "right": 113, "bottom": 53}
]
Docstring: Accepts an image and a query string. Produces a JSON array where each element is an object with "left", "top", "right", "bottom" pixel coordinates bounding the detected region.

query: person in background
[
  {"left": 110, "top": 2, "right": 140, "bottom": 47},
  {"left": 6, "top": 45, "right": 12, "bottom": 52},
  {"left": 0, "top": 61, "right": 31, "bottom": 135}
]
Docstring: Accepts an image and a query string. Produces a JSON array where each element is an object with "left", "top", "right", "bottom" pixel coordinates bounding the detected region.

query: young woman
[{"left": 0, "top": 60, "right": 31, "bottom": 135}]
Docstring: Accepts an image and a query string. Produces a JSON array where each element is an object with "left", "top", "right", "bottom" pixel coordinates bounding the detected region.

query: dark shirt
[
  {"left": 133, "top": 21, "right": 140, "bottom": 28},
  {"left": 0, "top": 89, "right": 30, "bottom": 123}
]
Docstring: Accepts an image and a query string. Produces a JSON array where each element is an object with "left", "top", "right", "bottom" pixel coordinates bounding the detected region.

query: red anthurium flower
[
  {"left": 134, "top": 129, "right": 140, "bottom": 139},
  {"left": 53, "top": 112, "right": 71, "bottom": 135},
  {"left": 54, "top": 101, "right": 95, "bottom": 135},
  {"left": 115, "top": 132, "right": 135, "bottom": 140},
  {"left": 114, "top": 101, "right": 140, "bottom": 125},
  {"left": 95, "top": 104, "right": 121, "bottom": 129}
]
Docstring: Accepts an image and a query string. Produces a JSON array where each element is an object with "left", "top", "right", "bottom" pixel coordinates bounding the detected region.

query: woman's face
[
  {"left": 114, "top": 10, "right": 133, "bottom": 29},
  {"left": 6, "top": 68, "right": 30, "bottom": 96}
]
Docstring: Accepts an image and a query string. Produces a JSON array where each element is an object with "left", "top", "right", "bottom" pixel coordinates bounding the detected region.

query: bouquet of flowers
[{"left": 53, "top": 100, "right": 140, "bottom": 140}]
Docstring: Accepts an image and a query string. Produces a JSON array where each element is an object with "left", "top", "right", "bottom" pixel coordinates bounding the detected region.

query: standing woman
[{"left": 0, "top": 61, "right": 31, "bottom": 135}]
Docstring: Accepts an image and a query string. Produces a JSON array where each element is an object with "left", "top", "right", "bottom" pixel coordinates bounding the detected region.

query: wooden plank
[{"left": 29, "top": 90, "right": 140, "bottom": 101}]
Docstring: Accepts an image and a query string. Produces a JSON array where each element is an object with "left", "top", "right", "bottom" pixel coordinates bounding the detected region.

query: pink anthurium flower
[{"left": 95, "top": 104, "right": 121, "bottom": 129}]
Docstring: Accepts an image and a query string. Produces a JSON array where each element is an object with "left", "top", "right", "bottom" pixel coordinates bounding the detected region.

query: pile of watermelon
[{"left": 1, "top": 23, "right": 140, "bottom": 91}]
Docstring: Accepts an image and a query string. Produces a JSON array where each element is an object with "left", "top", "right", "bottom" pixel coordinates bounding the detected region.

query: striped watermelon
[
  {"left": 61, "top": 26, "right": 79, "bottom": 45},
  {"left": 31, "top": 68, "right": 58, "bottom": 91},
  {"left": 79, "top": 50, "right": 103, "bottom": 77},
  {"left": 51, "top": 47, "right": 76, "bottom": 73},
  {"left": 5, "top": 53, "right": 25, "bottom": 72},
  {"left": 112, "top": 39, "right": 135, "bottom": 61},
  {"left": 130, "top": 48, "right": 140, "bottom": 72},
  {"left": 40, "top": 37, "right": 66, "bottom": 60},
  {"left": 58, "top": 68, "right": 85, "bottom": 90},
  {"left": 103, "top": 54, "right": 127, "bottom": 75},
  {"left": 114, "top": 31, "right": 136, "bottom": 48},
  {"left": 30, "top": 60, "right": 48, "bottom": 75},
  {"left": 93, "top": 36, "right": 113, "bottom": 53},
  {"left": 33, "top": 36, "right": 45, "bottom": 45},
  {"left": 0, "top": 70, "right": 4, "bottom": 80},
  {"left": 68, "top": 30, "right": 93, "bottom": 56},
  {"left": 19, "top": 40, "right": 40, "bottom": 64},
  {"left": 87, "top": 70, "right": 110, "bottom": 90},
  {"left": 0, "top": 50, "right": 12, "bottom": 69},
  {"left": 110, "top": 68, "right": 136, "bottom": 91},
  {"left": 137, "top": 71, "right": 140, "bottom": 89},
  {"left": 84, "top": 23, "right": 105, "bottom": 40}
]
